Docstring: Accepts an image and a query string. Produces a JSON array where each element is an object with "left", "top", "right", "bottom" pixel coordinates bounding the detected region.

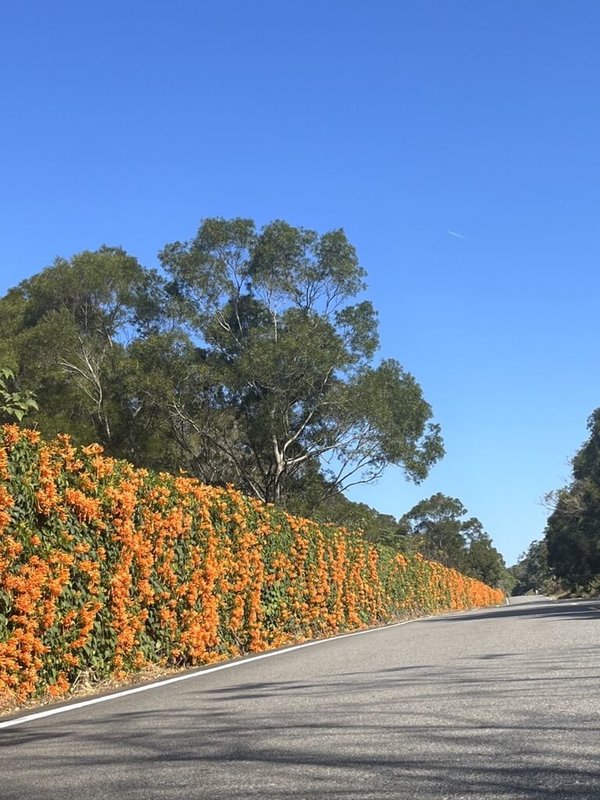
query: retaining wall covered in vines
[{"left": 0, "top": 425, "right": 503, "bottom": 707}]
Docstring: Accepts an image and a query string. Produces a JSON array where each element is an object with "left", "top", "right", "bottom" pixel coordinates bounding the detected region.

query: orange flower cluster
[{"left": 0, "top": 426, "right": 504, "bottom": 707}]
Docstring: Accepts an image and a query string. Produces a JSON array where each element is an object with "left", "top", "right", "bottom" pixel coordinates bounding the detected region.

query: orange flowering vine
[{"left": 0, "top": 424, "right": 503, "bottom": 708}]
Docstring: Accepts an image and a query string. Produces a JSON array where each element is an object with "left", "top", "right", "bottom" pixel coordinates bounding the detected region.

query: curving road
[{"left": 1, "top": 596, "right": 599, "bottom": 799}]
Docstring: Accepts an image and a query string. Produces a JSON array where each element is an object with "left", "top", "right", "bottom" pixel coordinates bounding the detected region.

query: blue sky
[{"left": 2, "top": 1, "right": 599, "bottom": 564}]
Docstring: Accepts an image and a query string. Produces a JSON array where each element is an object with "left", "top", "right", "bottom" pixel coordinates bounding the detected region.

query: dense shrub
[{"left": 0, "top": 426, "right": 503, "bottom": 707}]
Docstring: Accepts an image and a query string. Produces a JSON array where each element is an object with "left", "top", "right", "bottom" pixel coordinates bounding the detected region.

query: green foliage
[
  {"left": 160, "top": 217, "right": 444, "bottom": 503},
  {"left": 509, "top": 539, "right": 555, "bottom": 596},
  {"left": 283, "top": 463, "right": 401, "bottom": 547},
  {"left": 0, "top": 223, "right": 443, "bottom": 509},
  {"left": 467, "top": 532, "right": 513, "bottom": 591},
  {"left": 398, "top": 492, "right": 510, "bottom": 588},
  {"left": 0, "top": 247, "right": 165, "bottom": 453},
  {"left": 572, "top": 408, "right": 600, "bottom": 484},
  {"left": 0, "top": 368, "right": 38, "bottom": 422},
  {"left": 0, "top": 426, "right": 503, "bottom": 706},
  {"left": 545, "top": 408, "right": 600, "bottom": 591},
  {"left": 399, "top": 493, "right": 471, "bottom": 570}
]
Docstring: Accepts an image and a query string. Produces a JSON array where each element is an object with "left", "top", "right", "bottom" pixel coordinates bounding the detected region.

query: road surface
[{"left": 1, "top": 596, "right": 599, "bottom": 799}]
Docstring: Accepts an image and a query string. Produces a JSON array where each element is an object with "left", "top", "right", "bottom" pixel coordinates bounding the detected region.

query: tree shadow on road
[
  {"left": 2, "top": 641, "right": 600, "bottom": 800},
  {"left": 422, "top": 599, "right": 600, "bottom": 624}
]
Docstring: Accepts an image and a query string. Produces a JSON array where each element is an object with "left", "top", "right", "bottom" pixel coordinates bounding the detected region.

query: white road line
[{"left": 0, "top": 617, "right": 421, "bottom": 730}]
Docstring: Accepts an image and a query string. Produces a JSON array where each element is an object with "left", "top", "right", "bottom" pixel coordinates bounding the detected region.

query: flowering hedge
[{"left": 0, "top": 425, "right": 503, "bottom": 707}]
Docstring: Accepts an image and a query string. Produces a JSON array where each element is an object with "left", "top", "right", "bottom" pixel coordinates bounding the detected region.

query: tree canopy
[
  {"left": 398, "top": 492, "right": 510, "bottom": 588},
  {"left": 0, "top": 218, "right": 444, "bottom": 510},
  {"left": 509, "top": 540, "right": 553, "bottom": 596},
  {"left": 544, "top": 408, "right": 600, "bottom": 590},
  {"left": 157, "top": 218, "right": 444, "bottom": 503},
  {"left": 0, "top": 247, "right": 165, "bottom": 460}
]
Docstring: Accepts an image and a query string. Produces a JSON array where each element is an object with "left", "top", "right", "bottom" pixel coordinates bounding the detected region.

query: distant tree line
[
  {"left": 508, "top": 539, "right": 556, "bottom": 596},
  {"left": 0, "top": 217, "right": 509, "bottom": 588},
  {"left": 509, "top": 408, "right": 600, "bottom": 596},
  {"left": 542, "top": 409, "right": 600, "bottom": 593}
]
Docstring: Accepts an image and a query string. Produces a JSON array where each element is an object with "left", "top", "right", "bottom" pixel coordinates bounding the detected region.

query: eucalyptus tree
[
  {"left": 160, "top": 217, "right": 444, "bottom": 503},
  {"left": 398, "top": 493, "right": 472, "bottom": 569},
  {"left": 0, "top": 247, "right": 165, "bottom": 452},
  {"left": 398, "top": 492, "right": 508, "bottom": 585}
]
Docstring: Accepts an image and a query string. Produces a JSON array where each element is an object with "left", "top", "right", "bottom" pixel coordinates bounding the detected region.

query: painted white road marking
[{"left": 1, "top": 617, "right": 420, "bottom": 729}]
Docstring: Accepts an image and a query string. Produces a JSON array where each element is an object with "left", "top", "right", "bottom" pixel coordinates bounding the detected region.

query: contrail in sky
[{"left": 446, "top": 230, "right": 468, "bottom": 240}]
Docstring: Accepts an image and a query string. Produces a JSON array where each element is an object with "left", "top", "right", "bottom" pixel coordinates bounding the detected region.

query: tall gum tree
[
  {"left": 160, "top": 217, "right": 444, "bottom": 504},
  {"left": 0, "top": 247, "right": 164, "bottom": 451}
]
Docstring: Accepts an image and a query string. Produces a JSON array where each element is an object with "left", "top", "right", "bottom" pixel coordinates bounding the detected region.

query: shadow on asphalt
[
  {"left": 2, "top": 646, "right": 600, "bottom": 799},
  {"left": 422, "top": 599, "right": 600, "bottom": 624},
  {"left": 2, "top": 599, "right": 599, "bottom": 799},
  {"left": 2, "top": 704, "right": 599, "bottom": 799}
]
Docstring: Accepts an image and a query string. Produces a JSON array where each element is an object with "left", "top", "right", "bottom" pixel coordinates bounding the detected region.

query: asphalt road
[{"left": 1, "top": 596, "right": 599, "bottom": 799}]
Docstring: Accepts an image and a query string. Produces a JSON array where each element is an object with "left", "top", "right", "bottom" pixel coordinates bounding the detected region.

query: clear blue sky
[{"left": 2, "top": 1, "right": 599, "bottom": 564}]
